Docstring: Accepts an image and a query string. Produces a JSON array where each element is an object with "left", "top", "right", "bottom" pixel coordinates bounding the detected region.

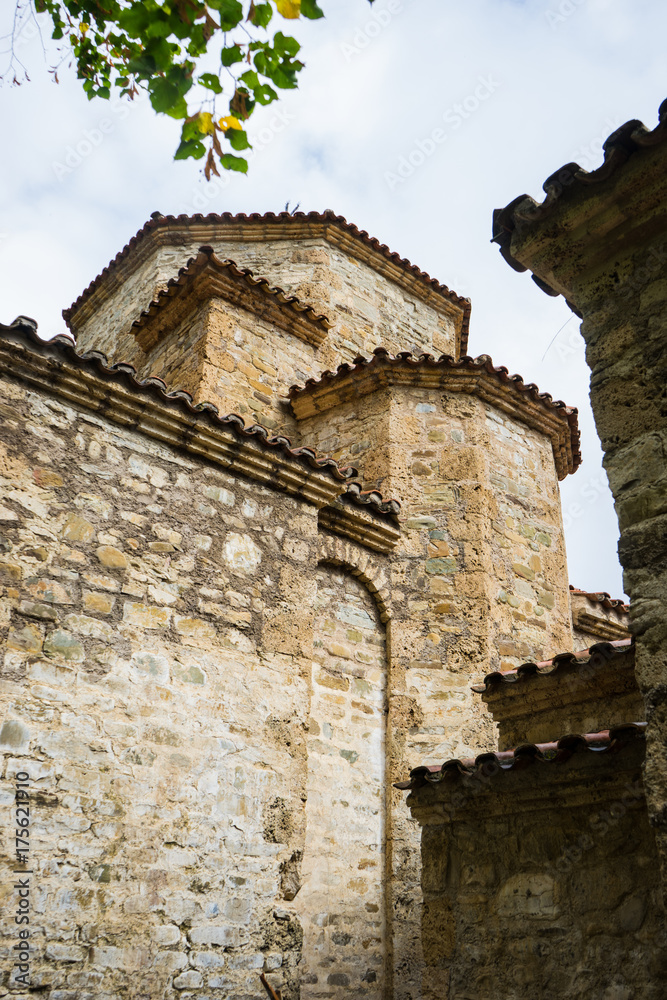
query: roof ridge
[
  {"left": 62, "top": 211, "right": 471, "bottom": 353},
  {"left": 131, "top": 245, "right": 331, "bottom": 337},
  {"left": 289, "top": 346, "right": 575, "bottom": 411},
  {"left": 471, "top": 638, "right": 633, "bottom": 693},
  {"left": 395, "top": 721, "right": 647, "bottom": 790},
  {"left": 341, "top": 481, "right": 401, "bottom": 518}
]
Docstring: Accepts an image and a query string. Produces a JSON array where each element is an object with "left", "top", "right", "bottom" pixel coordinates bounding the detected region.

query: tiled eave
[
  {"left": 0, "top": 320, "right": 366, "bottom": 509},
  {"left": 491, "top": 99, "right": 667, "bottom": 306},
  {"left": 63, "top": 210, "right": 471, "bottom": 357},
  {"left": 132, "top": 246, "right": 331, "bottom": 352},
  {"left": 289, "top": 347, "right": 580, "bottom": 480},
  {"left": 472, "top": 639, "right": 633, "bottom": 695},
  {"left": 570, "top": 584, "right": 629, "bottom": 613},
  {"left": 395, "top": 722, "right": 646, "bottom": 792}
]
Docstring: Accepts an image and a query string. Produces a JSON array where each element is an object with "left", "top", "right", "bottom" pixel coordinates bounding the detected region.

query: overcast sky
[{"left": 1, "top": 0, "right": 665, "bottom": 602}]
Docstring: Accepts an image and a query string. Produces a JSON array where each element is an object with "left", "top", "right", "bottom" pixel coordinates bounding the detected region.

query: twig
[{"left": 259, "top": 971, "right": 282, "bottom": 1000}]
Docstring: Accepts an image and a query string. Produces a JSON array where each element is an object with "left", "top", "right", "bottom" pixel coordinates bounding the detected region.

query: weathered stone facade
[
  {"left": 0, "top": 208, "right": 618, "bottom": 1000},
  {"left": 402, "top": 642, "right": 661, "bottom": 1000},
  {"left": 493, "top": 100, "right": 667, "bottom": 904},
  {"left": 406, "top": 725, "right": 666, "bottom": 1000}
]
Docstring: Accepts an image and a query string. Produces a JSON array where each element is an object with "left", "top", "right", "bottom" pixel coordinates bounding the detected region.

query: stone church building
[{"left": 0, "top": 207, "right": 662, "bottom": 999}]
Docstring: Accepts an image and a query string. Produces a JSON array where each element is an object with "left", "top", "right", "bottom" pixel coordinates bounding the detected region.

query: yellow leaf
[
  {"left": 197, "top": 112, "right": 216, "bottom": 135},
  {"left": 219, "top": 114, "right": 242, "bottom": 131},
  {"left": 276, "top": 0, "right": 301, "bottom": 17}
]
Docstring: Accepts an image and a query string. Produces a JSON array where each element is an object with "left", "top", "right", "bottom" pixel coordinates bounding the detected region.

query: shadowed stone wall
[{"left": 407, "top": 742, "right": 667, "bottom": 1000}]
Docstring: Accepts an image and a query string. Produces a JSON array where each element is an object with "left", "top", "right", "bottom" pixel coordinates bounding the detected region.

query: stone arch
[
  {"left": 315, "top": 534, "right": 391, "bottom": 622},
  {"left": 297, "top": 550, "right": 389, "bottom": 998}
]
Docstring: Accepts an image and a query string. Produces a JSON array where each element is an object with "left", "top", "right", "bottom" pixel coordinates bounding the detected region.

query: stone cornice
[
  {"left": 572, "top": 609, "right": 631, "bottom": 643},
  {"left": 318, "top": 500, "right": 400, "bottom": 555},
  {"left": 290, "top": 348, "right": 580, "bottom": 480},
  {"left": 63, "top": 211, "right": 471, "bottom": 358},
  {"left": 132, "top": 246, "right": 331, "bottom": 352},
  {"left": 0, "top": 328, "right": 356, "bottom": 509},
  {"left": 404, "top": 733, "right": 646, "bottom": 824}
]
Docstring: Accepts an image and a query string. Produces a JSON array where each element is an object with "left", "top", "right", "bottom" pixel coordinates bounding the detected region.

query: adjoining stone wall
[
  {"left": 296, "top": 565, "right": 386, "bottom": 999},
  {"left": 0, "top": 370, "right": 392, "bottom": 1000},
  {"left": 480, "top": 647, "right": 644, "bottom": 749},
  {"left": 71, "top": 234, "right": 458, "bottom": 377},
  {"left": 408, "top": 745, "right": 667, "bottom": 1000},
  {"left": 570, "top": 592, "right": 631, "bottom": 649},
  {"left": 497, "top": 120, "right": 667, "bottom": 899}
]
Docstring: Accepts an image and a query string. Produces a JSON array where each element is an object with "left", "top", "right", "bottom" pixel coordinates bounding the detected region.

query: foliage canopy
[{"left": 4, "top": 0, "right": 370, "bottom": 177}]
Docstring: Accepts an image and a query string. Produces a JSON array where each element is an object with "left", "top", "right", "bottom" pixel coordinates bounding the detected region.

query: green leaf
[
  {"left": 117, "top": 6, "right": 151, "bottom": 37},
  {"left": 149, "top": 77, "right": 189, "bottom": 116},
  {"left": 220, "top": 152, "right": 248, "bottom": 172},
  {"left": 226, "top": 127, "right": 251, "bottom": 150},
  {"left": 145, "top": 19, "right": 173, "bottom": 39},
  {"left": 220, "top": 44, "right": 243, "bottom": 66},
  {"left": 175, "top": 137, "right": 207, "bottom": 160},
  {"left": 208, "top": 0, "right": 243, "bottom": 31},
  {"left": 249, "top": 2, "right": 273, "bottom": 28},
  {"left": 145, "top": 37, "right": 178, "bottom": 72},
  {"left": 301, "top": 0, "right": 324, "bottom": 18},
  {"left": 199, "top": 72, "right": 223, "bottom": 94},
  {"left": 239, "top": 69, "right": 260, "bottom": 89},
  {"left": 273, "top": 30, "right": 300, "bottom": 57}
]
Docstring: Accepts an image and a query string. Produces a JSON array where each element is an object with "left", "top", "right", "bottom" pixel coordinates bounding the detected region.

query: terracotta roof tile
[
  {"left": 64, "top": 210, "right": 471, "bottom": 353},
  {"left": 491, "top": 98, "right": 667, "bottom": 303},
  {"left": 471, "top": 638, "right": 632, "bottom": 694},
  {"left": 340, "top": 482, "right": 401, "bottom": 519},
  {"left": 569, "top": 584, "right": 629, "bottom": 613},
  {"left": 289, "top": 346, "right": 581, "bottom": 478},
  {"left": 131, "top": 245, "right": 331, "bottom": 349},
  {"left": 0, "top": 319, "right": 365, "bottom": 485},
  {"left": 394, "top": 721, "right": 646, "bottom": 790}
]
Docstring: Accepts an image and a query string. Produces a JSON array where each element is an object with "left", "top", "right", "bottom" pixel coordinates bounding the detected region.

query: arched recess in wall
[
  {"left": 314, "top": 534, "right": 392, "bottom": 623},
  {"left": 295, "top": 536, "right": 390, "bottom": 999}
]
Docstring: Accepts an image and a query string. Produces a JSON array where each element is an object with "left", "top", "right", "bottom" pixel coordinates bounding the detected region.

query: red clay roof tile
[
  {"left": 471, "top": 639, "right": 632, "bottom": 694},
  {"left": 63, "top": 210, "right": 471, "bottom": 353},
  {"left": 394, "top": 721, "right": 646, "bottom": 790}
]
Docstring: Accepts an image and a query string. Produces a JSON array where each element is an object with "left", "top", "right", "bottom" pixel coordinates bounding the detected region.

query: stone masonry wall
[
  {"left": 71, "top": 236, "right": 458, "bottom": 382},
  {"left": 128, "top": 297, "right": 315, "bottom": 435},
  {"left": 409, "top": 747, "right": 667, "bottom": 1000},
  {"left": 295, "top": 381, "right": 573, "bottom": 999},
  {"left": 501, "top": 124, "right": 667, "bottom": 900},
  {"left": 0, "top": 370, "right": 392, "bottom": 1000},
  {"left": 296, "top": 565, "right": 386, "bottom": 999}
]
